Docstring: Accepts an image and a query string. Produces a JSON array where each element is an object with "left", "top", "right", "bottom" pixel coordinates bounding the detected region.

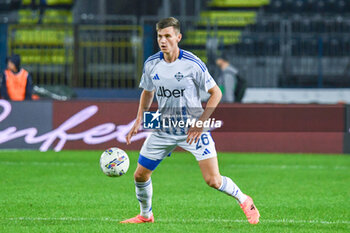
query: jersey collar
[
  {"left": 178, "top": 49, "right": 183, "bottom": 59},
  {"left": 159, "top": 49, "right": 183, "bottom": 60}
]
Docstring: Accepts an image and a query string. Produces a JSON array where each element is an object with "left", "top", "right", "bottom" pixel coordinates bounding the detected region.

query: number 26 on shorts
[{"left": 196, "top": 134, "right": 210, "bottom": 150}]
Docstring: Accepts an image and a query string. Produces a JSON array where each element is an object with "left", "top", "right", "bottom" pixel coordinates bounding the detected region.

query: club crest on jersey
[{"left": 174, "top": 72, "right": 184, "bottom": 82}]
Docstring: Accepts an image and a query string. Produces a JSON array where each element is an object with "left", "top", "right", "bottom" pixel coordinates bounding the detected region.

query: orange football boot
[
  {"left": 120, "top": 214, "right": 154, "bottom": 224},
  {"left": 240, "top": 196, "right": 260, "bottom": 224}
]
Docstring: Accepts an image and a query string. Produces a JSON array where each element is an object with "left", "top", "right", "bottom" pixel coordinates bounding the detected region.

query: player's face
[
  {"left": 216, "top": 58, "right": 228, "bottom": 70},
  {"left": 157, "top": 26, "right": 182, "bottom": 54},
  {"left": 216, "top": 58, "right": 225, "bottom": 68}
]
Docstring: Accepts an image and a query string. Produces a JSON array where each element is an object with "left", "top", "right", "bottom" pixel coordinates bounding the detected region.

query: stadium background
[
  {"left": 0, "top": 1, "right": 349, "bottom": 232},
  {"left": 1, "top": 0, "right": 350, "bottom": 152}
]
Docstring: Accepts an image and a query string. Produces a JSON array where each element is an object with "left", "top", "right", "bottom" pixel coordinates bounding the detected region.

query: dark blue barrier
[
  {"left": 0, "top": 24, "right": 7, "bottom": 72},
  {"left": 73, "top": 88, "right": 142, "bottom": 100}
]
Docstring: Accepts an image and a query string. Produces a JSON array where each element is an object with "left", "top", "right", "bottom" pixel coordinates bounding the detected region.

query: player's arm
[
  {"left": 135, "top": 89, "right": 155, "bottom": 124},
  {"left": 186, "top": 85, "right": 222, "bottom": 145},
  {"left": 126, "top": 89, "right": 155, "bottom": 145},
  {"left": 198, "top": 85, "right": 222, "bottom": 122}
]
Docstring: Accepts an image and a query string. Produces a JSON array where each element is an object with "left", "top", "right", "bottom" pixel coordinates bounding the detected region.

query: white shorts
[{"left": 138, "top": 131, "right": 217, "bottom": 170}]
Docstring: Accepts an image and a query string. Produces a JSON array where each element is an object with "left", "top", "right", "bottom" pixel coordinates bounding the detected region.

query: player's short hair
[
  {"left": 156, "top": 17, "right": 180, "bottom": 34},
  {"left": 216, "top": 53, "right": 231, "bottom": 62}
]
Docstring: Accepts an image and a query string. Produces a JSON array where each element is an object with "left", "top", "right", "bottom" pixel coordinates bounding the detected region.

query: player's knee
[
  {"left": 205, "top": 175, "right": 222, "bottom": 189},
  {"left": 134, "top": 170, "right": 150, "bottom": 182}
]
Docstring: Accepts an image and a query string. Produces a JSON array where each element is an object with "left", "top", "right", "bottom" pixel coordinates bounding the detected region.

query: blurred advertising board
[{"left": 0, "top": 100, "right": 346, "bottom": 153}]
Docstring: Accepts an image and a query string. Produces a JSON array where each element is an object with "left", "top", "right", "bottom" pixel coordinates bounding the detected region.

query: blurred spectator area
[
  {"left": 7, "top": 23, "right": 143, "bottom": 88},
  {"left": 265, "top": 0, "right": 350, "bottom": 14},
  {"left": 182, "top": 0, "right": 350, "bottom": 88},
  {"left": 2, "top": 0, "right": 143, "bottom": 88},
  {"left": 1, "top": 0, "right": 350, "bottom": 89}
]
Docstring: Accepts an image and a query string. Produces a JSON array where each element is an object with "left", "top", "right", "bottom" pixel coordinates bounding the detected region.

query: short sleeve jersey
[{"left": 139, "top": 49, "right": 216, "bottom": 117}]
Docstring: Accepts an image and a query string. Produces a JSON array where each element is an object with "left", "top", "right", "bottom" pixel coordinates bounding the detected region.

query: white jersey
[
  {"left": 138, "top": 50, "right": 219, "bottom": 161},
  {"left": 139, "top": 49, "right": 216, "bottom": 119}
]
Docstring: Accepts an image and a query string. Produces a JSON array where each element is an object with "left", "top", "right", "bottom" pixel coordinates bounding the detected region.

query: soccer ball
[{"left": 100, "top": 147, "right": 130, "bottom": 177}]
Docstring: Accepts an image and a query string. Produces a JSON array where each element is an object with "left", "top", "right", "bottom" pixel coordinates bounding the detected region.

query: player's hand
[
  {"left": 186, "top": 125, "right": 203, "bottom": 145},
  {"left": 126, "top": 120, "right": 141, "bottom": 145}
]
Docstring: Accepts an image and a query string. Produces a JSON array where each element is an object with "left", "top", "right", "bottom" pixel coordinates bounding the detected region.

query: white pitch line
[
  {"left": 0, "top": 149, "right": 32, "bottom": 152},
  {"left": 0, "top": 161, "right": 349, "bottom": 170},
  {"left": 0, "top": 161, "right": 87, "bottom": 166},
  {"left": 227, "top": 164, "right": 350, "bottom": 170},
  {"left": 2, "top": 217, "right": 350, "bottom": 225}
]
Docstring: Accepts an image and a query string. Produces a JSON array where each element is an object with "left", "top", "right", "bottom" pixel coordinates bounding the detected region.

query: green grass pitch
[{"left": 0, "top": 150, "right": 349, "bottom": 233}]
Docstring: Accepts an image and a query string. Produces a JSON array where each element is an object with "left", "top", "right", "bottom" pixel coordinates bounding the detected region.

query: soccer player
[{"left": 121, "top": 17, "right": 260, "bottom": 224}]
